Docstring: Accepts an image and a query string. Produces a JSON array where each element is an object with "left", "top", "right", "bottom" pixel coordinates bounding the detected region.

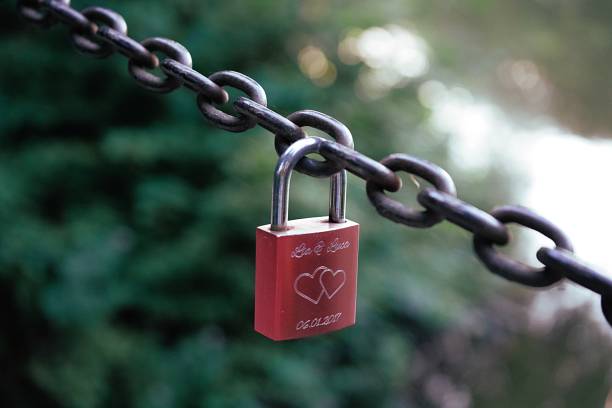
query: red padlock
[{"left": 255, "top": 137, "right": 359, "bottom": 341}]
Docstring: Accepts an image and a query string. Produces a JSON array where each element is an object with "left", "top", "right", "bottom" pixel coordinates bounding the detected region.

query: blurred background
[{"left": 1, "top": 0, "right": 612, "bottom": 406}]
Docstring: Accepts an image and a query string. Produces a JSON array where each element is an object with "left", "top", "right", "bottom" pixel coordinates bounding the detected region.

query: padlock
[{"left": 255, "top": 136, "right": 359, "bottom": 340}]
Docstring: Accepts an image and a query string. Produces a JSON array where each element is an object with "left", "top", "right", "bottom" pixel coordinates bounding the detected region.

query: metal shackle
[{"left": 271, "top": 137, "right": 347, "bottom": 231}]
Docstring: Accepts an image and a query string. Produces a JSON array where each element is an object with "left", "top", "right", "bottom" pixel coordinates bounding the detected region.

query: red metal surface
[{"left": 255, "top": 216, "right": 359, "bottom": 340}]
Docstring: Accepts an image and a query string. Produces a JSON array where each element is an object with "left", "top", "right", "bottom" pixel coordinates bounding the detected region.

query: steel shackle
[{"left": 271, "top": 137, "right": 347, "bottom": 231}]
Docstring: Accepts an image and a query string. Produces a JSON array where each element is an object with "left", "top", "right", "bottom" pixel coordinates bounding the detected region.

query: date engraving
[{"left": 296, "top": 312, "right": 342, "bottom": 331}]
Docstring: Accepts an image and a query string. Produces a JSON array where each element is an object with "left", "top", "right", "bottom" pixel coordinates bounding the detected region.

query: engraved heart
[
  {"left": 293, "top": 266, "right": 327, "bottom": 304},
  {"left": 319, "top": 268, "right": 346, "bottom": 299}
]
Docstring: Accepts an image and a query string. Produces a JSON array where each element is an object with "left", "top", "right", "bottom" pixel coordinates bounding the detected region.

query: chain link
[
  {"left": 234, "top": 97, "right": 305, "bottom": 141},
  {"left": 602, "top": 297, "right": 612, "bottom": 326},
  {"left": 17, "top": 0, "right": 612, "bottom": 328},
  {"left": 197, "top": 70, "right": 267, "bottom": 132},
  {"left": 473, "top": 206, "right": 573, "bottom": 287},
  {"left": 96, "top": 25, "right": 158, "bottom": 68},
  {"left": 161, "top": 59, "right": 229, "bottom": 105},
  {"left": 70, "top": 7, "right": 126, "bottom": 58},
  {"left": 537, "top": 247, "right": 612, "bottom": 296},
  {"left": 417, "top": 188, "right": 509, "bottom": 244},
  {"left": 127, "top": 38, "right": 192, "bottom": 93},
  {"left": 275, "top": 110, "right": 354, "bottom": 177},
  {"left": 366, "top": 154, "right": 456, "bottom": 228},
  {"left": 18, "top": 0, "right": 68, "bottom": 26},
  {"left": 318, "top": 140, "right": 402, "bottom": 192},
  {"left": 43, "top": 0, "right": 92, "bottom": 33}
]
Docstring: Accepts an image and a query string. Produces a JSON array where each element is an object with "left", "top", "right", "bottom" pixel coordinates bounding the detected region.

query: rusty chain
[{"left": 17, "top": 0, "right": 612, "bottom": 328}]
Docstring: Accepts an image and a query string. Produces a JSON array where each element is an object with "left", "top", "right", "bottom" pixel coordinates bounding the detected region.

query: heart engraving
[
  {"left": 294, "top": 265, "right": 346, "bottom": 304},
  {"left": 319, "top": 268, "right": 346, "bottom": 299}
]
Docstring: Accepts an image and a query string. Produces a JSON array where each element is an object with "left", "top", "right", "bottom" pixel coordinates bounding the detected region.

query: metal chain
[{"left": 17, "top": 0, "right": 612, "bottom": 328}]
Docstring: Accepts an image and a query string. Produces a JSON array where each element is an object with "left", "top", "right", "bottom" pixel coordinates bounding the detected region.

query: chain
[{"left": 17, "top": 0, "right": 612, "bottom": 328}]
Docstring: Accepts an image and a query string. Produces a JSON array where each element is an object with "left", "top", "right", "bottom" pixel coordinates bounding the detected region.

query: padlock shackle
[{"left": 271, "top": 137, "right": 346, "bottom": 231}]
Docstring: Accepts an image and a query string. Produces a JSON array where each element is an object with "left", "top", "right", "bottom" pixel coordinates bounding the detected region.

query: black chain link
[
  {"left": 602, "top": 297, "right": 612, "bottom": 326},
  {"left": 473, "top": 206, "right": 573, "bottom": 287},
  {"left": 96, "top": 25, "right": 158, "bottom": 68},
  {"left": 536, "top": 247, "right": 612, "bottom": 296},
  {"left": 417, "top": 188, "right": 509, "bottom": 245},
  {"left": 71, "top": 7, "right": 126, "bottom": 58},
  {"left": 43, "top": 0, "right": 92, "bottom": 33},
  {"left": 19, "top": 0, "right": 68, "bottom": 26},
  {"left": 161, "top": 59, "right": 229, "bottom": 105},
  {"left": 16, "top": 0, "right": 612, "bottom": 328},
  {"left": 127, "top": 37, "right": 192, "bottom": 93},
  {"left": 197, "top": 71, "right": 268, "bottom": 132},
  {"left": 276, "top": 110, "right": 354, "bottom": 177},
  {"left": 366, "top": 154, "right": 457, "bottom": 228}
]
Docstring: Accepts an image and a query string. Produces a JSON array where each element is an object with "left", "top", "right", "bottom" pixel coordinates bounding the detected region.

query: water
[{"left": 425, "top": 83, "right": 612, "bottom": 329}]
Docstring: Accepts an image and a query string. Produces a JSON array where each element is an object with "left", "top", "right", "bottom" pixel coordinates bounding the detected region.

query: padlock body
[{"left": 255, "top": 216, "right": 359, "bottom": 340}]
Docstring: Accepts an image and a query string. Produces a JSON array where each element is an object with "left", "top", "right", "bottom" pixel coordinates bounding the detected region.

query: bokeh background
[{"left": 1, "top": 0, "right": 612, "bottom": 407}]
